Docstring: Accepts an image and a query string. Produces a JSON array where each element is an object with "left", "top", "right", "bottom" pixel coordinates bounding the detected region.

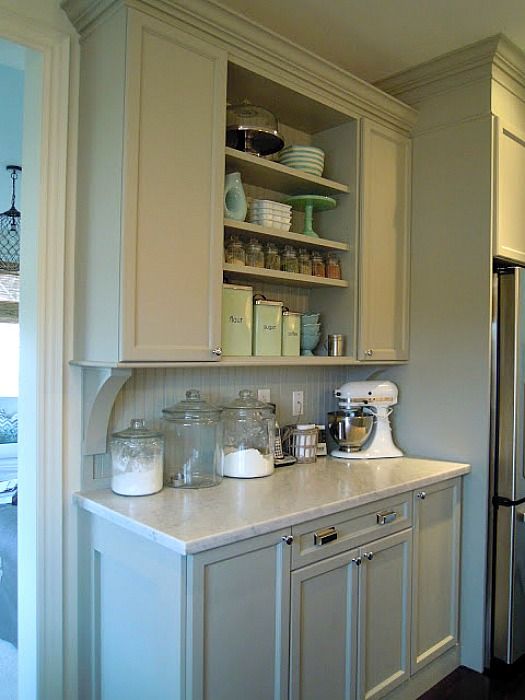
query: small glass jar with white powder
[{"left": 110, "top": 419, "right": 164, "bottom": 496}]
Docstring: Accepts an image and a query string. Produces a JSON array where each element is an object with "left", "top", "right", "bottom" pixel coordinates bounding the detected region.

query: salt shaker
[{"left": 109, "top": 419, "right": 164, "bottom": 496}]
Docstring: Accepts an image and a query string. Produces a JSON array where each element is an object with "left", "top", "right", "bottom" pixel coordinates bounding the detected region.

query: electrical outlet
[
  {"left": 292, "top": 391, "right": 304, "bottom": 416},
  {"left": 257, "top": 388, "right": 271, "bottom": 403}
]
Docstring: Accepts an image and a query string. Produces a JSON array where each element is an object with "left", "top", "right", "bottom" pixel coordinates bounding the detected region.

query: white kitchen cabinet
[
  {"left": 411, "top": 478, "right": 461, "bottom": 673},
  {"left": 74, "top": 6, "right": 226, "bottom": 362},
  {"left": 187, "top": 530, "right": 291, "bottom": 700},
  {"left": 493, "top": 118, "right": 525, "bottom": 264},
  {"left": 77, "top": 476, "right": 462, "bottom": 700},
  {"left": 66, "top": 0, "right": 417, "bottom": 367},
  {"left": 289, "top": 492, "right": 413, "bottom": 700},
  {"left": 358, "top": 120, "right": 411, "bottom": 361}
]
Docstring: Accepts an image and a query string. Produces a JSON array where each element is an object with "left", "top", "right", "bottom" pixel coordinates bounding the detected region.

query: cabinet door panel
[
  {"left": 188, "top": 531, "right": 291, "bottom": 700},
  {"left": 290, "top": 549, "right": 359, "bottom": 700},
  {"left": 358, "top": 529, "right": 411, "bottom": 700},
  {"left": 494, "top": 118, "right": 525, "bottom": 264},
  {"left": 121, "top": 11, "right": 226, "bottom": 360},
  {"left": 411, "top": 479, "right": 461, "bottom": 672},
  {"left": 359, "top": 120, "right": 410, "bottom": 361}
]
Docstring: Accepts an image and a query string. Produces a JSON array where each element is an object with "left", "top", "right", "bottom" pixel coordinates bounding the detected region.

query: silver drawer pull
[
  {"left": 313, "top": 526, "right": 338, "bottom": 546},
  {"left": 377, "top": 510, "right": 397, "bottom": 526}
]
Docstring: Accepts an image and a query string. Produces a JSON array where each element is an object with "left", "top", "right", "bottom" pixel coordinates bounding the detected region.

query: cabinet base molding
[{"left": 386, "top": 646, "right": 460, "bottom": 700}]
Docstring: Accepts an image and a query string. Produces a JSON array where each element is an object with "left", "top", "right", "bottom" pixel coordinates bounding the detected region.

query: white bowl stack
[
  {"left": 278, "top": 145, "right": 325, "bottom": 177},
  {"left": 247, "top": 199, "right": 292, "bottom": 231}
]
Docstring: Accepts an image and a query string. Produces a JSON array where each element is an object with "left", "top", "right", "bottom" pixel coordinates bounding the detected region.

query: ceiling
[{"left": 218, "top": 0, "right": 525, "bottom": 84}]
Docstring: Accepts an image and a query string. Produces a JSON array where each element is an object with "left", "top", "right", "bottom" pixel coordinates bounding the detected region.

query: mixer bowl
[{"left": 327, "top": 410, "right": 374, "bottom": 452}]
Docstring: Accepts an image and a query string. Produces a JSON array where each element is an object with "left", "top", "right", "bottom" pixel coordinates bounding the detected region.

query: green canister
[
  {"left": 221, "top": 284, "right": 253, "bottom": 356},
  {"left": 281, "top": 311, "right": 301, "bottom": 356},
  {"left": 253, "top": 299, "right": 283, "bottom": 356}
]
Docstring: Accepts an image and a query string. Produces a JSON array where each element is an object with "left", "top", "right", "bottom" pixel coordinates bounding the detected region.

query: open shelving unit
[{"left": 223, "top": 61, "right": 359, "bottom": 363}]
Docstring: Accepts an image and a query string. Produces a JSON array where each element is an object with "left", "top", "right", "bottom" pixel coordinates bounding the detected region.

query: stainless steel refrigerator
[{"left": 488, "top": 266, "right": 525, "bottom": 665}]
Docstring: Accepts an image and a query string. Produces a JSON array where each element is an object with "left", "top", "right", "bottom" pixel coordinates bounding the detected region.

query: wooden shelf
[
  {"left": 225, "top": 147, "right": 349, "bottom": 196},
  {"left": 224, "top": 219, "right": 350, "bottom": 252},
  {"left": 223, "top": 263, "right": 348, "bottom": 288}
]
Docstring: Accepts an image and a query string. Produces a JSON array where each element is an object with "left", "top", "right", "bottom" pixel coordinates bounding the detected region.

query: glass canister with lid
[
  {"left": 245, "top": 237, "right": 265, "bottom": 268},
  {"left": 162, "top": 389, "right": 223, "bottom": 488},
  {"left": 221, "top": 389, "right": 275, "bottom": 478},
  {"left": 109, "top": 419, "right": 164, "bottom": 496}
]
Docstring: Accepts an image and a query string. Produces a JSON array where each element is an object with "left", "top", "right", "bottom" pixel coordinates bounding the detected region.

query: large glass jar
[
  {"left": 109, "top": 419, "right": 164, "bottom": 496},
  {"left": 221, "top": 390, "right": 275, "bottom": 478},
  {"left": 311, "top": 251, "right": 326, "bottom": 277},
  {"left": 162, "top": 390, "right": 223, "bottom": 488},
  {"left": 325, "top": 252, "right": 342, "bottom": 279}
]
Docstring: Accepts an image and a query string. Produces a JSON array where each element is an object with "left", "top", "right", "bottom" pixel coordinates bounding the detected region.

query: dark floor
[{"left": 419, "top": 663, "right": 525, "bottom": 699}]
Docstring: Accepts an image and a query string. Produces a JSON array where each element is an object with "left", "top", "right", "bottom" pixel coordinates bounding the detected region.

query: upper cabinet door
[
  {"left": 493, "top": 118, "right": 525, "bottom": 265},
  {"left": 359, "top": 120, "right": 411, "bottom": 362},
  {"left": 120, "top": 11, "right": 227, "bottom": 361}
]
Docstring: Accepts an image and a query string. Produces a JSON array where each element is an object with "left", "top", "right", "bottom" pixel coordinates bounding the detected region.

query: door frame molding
[{"left": 0, "top": 7, "right": 72, "bottom": 698}]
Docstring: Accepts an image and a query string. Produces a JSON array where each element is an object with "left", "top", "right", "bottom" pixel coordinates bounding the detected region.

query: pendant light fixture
[{"left": 0, "top": 165, "right": 22, "bottom": 273}]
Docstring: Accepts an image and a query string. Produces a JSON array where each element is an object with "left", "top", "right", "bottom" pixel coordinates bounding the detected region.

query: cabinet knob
[
  {"left": 417, "top": 491, "right": 427, "bottom": 500},
  {"left": 363, "top": 551, "right": 374, "bottom": 561},
  {"left": 211, "top": 346, "right": 223, "bottom": 357},
  {"left": 365, "top": 349, "right": 374, "bottom": 357},
  {"left": 281, "top": 535, "right": 294, "bottom": 546},
  {"left": 352, "top": 556, "right": 362, "bottom": 566}
]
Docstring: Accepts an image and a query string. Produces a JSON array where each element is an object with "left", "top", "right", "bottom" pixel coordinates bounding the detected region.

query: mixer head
[{"left": 334, "top": 380, "right": 399, "bottom": 410}]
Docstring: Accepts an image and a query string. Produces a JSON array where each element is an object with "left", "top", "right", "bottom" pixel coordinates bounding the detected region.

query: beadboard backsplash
[{"left": 109, "top": 365, "right": 377, "bottom": 434}]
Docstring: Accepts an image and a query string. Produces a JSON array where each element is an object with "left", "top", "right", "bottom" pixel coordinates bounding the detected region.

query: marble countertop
[{"left": 74, "top": 456, "right": 470, "bottom": 555}]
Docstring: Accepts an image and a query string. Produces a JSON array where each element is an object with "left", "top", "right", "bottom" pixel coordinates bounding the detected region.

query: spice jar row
[{"left": 224, "top": 234, "right": 342, "bottom": 279}]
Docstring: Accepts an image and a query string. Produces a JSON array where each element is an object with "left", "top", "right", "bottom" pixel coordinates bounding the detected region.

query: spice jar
[
  {"left": 298, "top": 248, "right": 313, "bottom": 276},
  {"left": 245, "top": 237, "right": 265, "bottom": 268},
  {"left": 162, "top": 390, "right": 223, "bottom": 488},
  {"left": 311, "top": 251, "right": 326, "bottom": 277},
  {"left": 281, "top": 245, "right": 299, "bottom": 273},
  {"left": 109, "top": 419, "right": 164, "bottom": 496},
  {"left": 325, "top": 252, "right": 342, "bottom": 279},
  {"left": 221, "top": 390, "right": 275, "bottom": 478},
  {"left": 264, "top": 242, "right": 281, "bottom": 270},
  {"left": 224, "top": 235, "right": 246, "bottom": 266}
]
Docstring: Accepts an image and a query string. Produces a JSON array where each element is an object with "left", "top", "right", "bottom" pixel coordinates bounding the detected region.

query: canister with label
[
  {"left": 281, "top": 311, "right": 301, "bottom": 356},
  {"left": 253, "top": 299, "right": 283, "bottom": 356},
  {"left": 221, "top": 284, "right": 253, "bottom": 356}
]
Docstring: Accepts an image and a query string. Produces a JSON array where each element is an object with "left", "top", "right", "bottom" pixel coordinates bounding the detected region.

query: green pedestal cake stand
[{"left": 285, "top": 194, "right": 336, "bottom": 237}]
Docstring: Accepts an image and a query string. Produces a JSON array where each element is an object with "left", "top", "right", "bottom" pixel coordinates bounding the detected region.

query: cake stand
[{"left": 285, "top": 194, "right": 336, "bottom": 237}]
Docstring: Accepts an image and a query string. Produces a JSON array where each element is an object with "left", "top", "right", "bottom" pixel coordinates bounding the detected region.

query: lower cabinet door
[
  {"left": 290, "top": 549, "right": 360, "bottom": 700},
  {"left": 411, "top": 479, "right": 461, "bottom": 672},
  {"left": 357, "top": 529, "right": 412, "bottom": 700},
  {"left": 187, "top": 530, "right": 291, "bottom": 700}
]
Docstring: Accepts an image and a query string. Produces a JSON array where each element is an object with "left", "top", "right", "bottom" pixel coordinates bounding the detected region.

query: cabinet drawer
[{"left": 291, "top": 493, "right": 412, "bottom": 569}]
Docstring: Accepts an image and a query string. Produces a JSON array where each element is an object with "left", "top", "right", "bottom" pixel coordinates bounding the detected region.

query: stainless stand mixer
[{"left": 327, "top": 380, "right": 403, "bottom": 459}]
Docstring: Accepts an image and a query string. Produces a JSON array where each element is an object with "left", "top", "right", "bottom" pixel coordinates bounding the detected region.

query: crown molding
[
  {"left": 61, "top": 0, "right": 417, "bottom": 132},
  {"left": 376, "top": 34, "right": 525, "bottom": 109}
]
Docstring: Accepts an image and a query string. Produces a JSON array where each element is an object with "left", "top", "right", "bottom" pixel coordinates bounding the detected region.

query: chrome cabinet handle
[
  {"left": 416, "top": 491, "right": 427, "bottom": 500},
  {"left": 313, "top": 526, "right": 338, "bottom": 546},
  {"left": 365, "top": 349, "right": 374, "bottom": 357},
  {"left": 281, "top": 535, "right": 294, "bottom": 546},
  {"left": 211, "top": 346, "right": 222, "bottom": 356},
  {"left": 377, "top": 510, "right": 397, "bottom": 525},
  {"left": 352, "top": 556, "right": 362, "bottom": 566},
  {"left": 363, "top": 551, "right": 374, "bottom": 561}
]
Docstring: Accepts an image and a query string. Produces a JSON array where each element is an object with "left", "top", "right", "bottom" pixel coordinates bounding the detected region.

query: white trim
[{"left": 0, "top": 7, "right": 72, "bottom": 699}]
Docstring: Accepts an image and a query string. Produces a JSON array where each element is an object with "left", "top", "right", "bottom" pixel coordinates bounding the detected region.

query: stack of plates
[
  {"left": 247, "top": 199, "right": 292, "bottom": 231},
  {"left": 278, "top": 146, "right": 325, "bottom": 177}
]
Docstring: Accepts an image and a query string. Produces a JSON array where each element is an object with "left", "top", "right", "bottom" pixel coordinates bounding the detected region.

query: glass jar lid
[
  {"left": 222, "top": 389, "right": 273, "bottom": 413},
  {"left": 111, "top": 418, "right": 162, "bottom": 440},
  {"left": 162, "top": 389, "right": 222, "bottom": 421}
]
